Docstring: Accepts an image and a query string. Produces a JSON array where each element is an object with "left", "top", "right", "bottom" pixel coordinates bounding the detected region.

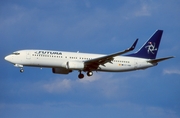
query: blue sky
[{"left": 1, "top": 0, "right": 180, "bottom": 118}]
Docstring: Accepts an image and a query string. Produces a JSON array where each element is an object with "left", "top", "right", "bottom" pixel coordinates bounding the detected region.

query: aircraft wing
[{"left": 84, "top": 39, "right": 138, "bottom": 70}]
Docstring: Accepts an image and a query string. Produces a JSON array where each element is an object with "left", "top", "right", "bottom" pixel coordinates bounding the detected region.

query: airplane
[{"left": 4, "top": 30, "right": 174, "bottom": 79}]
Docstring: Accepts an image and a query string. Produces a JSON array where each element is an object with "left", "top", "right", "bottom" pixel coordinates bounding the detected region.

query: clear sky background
[{"left": 1, "top": 0, "right": 180, "bottom": 118}]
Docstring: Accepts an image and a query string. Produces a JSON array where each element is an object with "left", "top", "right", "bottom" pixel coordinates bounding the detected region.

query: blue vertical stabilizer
[{"left": 127, "top": 30, "right": 163, "bottom": 59}]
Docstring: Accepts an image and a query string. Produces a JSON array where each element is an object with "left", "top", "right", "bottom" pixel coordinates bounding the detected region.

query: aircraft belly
[
  {"left": 30, "top": 58, "right": 66, "bottom": 68},
  {"left": 98, "top": 63, "right": 134, "bottom": 72}
]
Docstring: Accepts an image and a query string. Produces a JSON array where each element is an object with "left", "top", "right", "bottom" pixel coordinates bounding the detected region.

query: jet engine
[{"left": 52, "top": 67, "right": 72, "bottom": 74}]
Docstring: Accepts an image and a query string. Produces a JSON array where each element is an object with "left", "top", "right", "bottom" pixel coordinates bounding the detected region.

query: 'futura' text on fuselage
[{"left": 35, "top": 51, "right": 62, "bottom": 55}]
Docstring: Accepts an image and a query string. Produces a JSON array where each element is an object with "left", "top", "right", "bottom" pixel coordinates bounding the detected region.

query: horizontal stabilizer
[{"left": 147, "top": 56, "right": 174, "bottom": 63}]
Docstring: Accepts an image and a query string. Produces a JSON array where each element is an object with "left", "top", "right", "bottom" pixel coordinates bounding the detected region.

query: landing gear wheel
[
  {"left": 20, "top": 69, "right": 24, "bottom": 73},
  {"left": 78, "top": 73, "right": 84, "bottom": 79},
  {"left": 87, "top": 71, "right": 93, "bottom": 76}
]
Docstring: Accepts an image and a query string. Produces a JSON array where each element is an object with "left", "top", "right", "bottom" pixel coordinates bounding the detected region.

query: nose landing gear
[
  {"left": 14, "top": 64, "right": 24, "bottom": 73},
  {"left": 20, "top": 68, "right": 24, "bottom": 73}
]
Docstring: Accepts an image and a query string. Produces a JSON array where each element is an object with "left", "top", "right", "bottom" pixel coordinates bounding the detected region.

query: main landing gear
[
  {"left": 87, "top": 71, "right": 93, "bottom": 76},
  {"left": 78, "top": 72, "right": 84, "bottom": 79},
  {"left": 78, "top": 71, "right": 93, "bottom": 79}
]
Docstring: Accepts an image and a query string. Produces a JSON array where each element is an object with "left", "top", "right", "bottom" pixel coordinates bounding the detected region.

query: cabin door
[
  {"left": 26, "top": 51, "right": 31, "bottom": 59},
  {"left": 134, "top": 59, "right": 138, "bottom": 69}
]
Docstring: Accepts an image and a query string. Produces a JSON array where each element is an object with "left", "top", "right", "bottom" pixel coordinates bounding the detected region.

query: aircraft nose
[
  {"left": 4, "top": 56, "right": 8, "bottom": 61},
  {"left": 4, "top": 55, "right": 11, "bottom": 62}
]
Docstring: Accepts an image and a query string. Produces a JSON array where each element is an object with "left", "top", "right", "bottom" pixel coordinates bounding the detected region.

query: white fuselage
[
  {"left": 4, "top": 30, "right": 173, "bottom": 79},
  {"left": 5, "top": 50, "right": 155, "bottom": 72}
]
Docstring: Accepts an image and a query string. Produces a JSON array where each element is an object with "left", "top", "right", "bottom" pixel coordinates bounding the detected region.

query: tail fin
[{"left": 127, "top": 30, "right": 163, "bottom": 59}]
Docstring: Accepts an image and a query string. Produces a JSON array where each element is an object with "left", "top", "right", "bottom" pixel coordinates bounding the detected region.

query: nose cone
[
  {"left": 4, "top": 55, "right": 11, "bottom": 62},
  {"left": 4, "top": 56, "right": 8, "bottom": 61}
]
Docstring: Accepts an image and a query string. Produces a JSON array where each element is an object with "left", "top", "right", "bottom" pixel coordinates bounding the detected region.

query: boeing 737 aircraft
[{"left": 5, "top": 30, "right": 174, "bottom": 79}]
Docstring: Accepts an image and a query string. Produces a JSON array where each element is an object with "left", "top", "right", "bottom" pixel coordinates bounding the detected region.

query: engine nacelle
[
  {"left": 67, "top": 61, "right": 84, "bottom": 70},
  {"left": 52, "top": 67, "right": 72, "bottom": 74}
]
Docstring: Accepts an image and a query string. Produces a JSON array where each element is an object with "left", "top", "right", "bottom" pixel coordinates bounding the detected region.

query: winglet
[{"left": 128, "top": 39, "right": 138, "bottom": 51}]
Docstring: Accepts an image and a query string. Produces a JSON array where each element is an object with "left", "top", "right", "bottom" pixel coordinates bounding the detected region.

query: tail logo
[{"left": 145, "top": 42, "right": 157, "bottom": 54}]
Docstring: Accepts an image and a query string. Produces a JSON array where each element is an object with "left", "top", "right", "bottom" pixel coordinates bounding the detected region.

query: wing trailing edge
[
  {"left": 84, "top": 39, "right": 138, "bottom": 70},
  {"left": 85, "top": 39, "right": 138, "bottom": 64}
]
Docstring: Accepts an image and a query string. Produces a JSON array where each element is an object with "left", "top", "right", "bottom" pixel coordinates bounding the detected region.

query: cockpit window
[{"left": 12, "top": 52, "right": 20, "bottom": 55}]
